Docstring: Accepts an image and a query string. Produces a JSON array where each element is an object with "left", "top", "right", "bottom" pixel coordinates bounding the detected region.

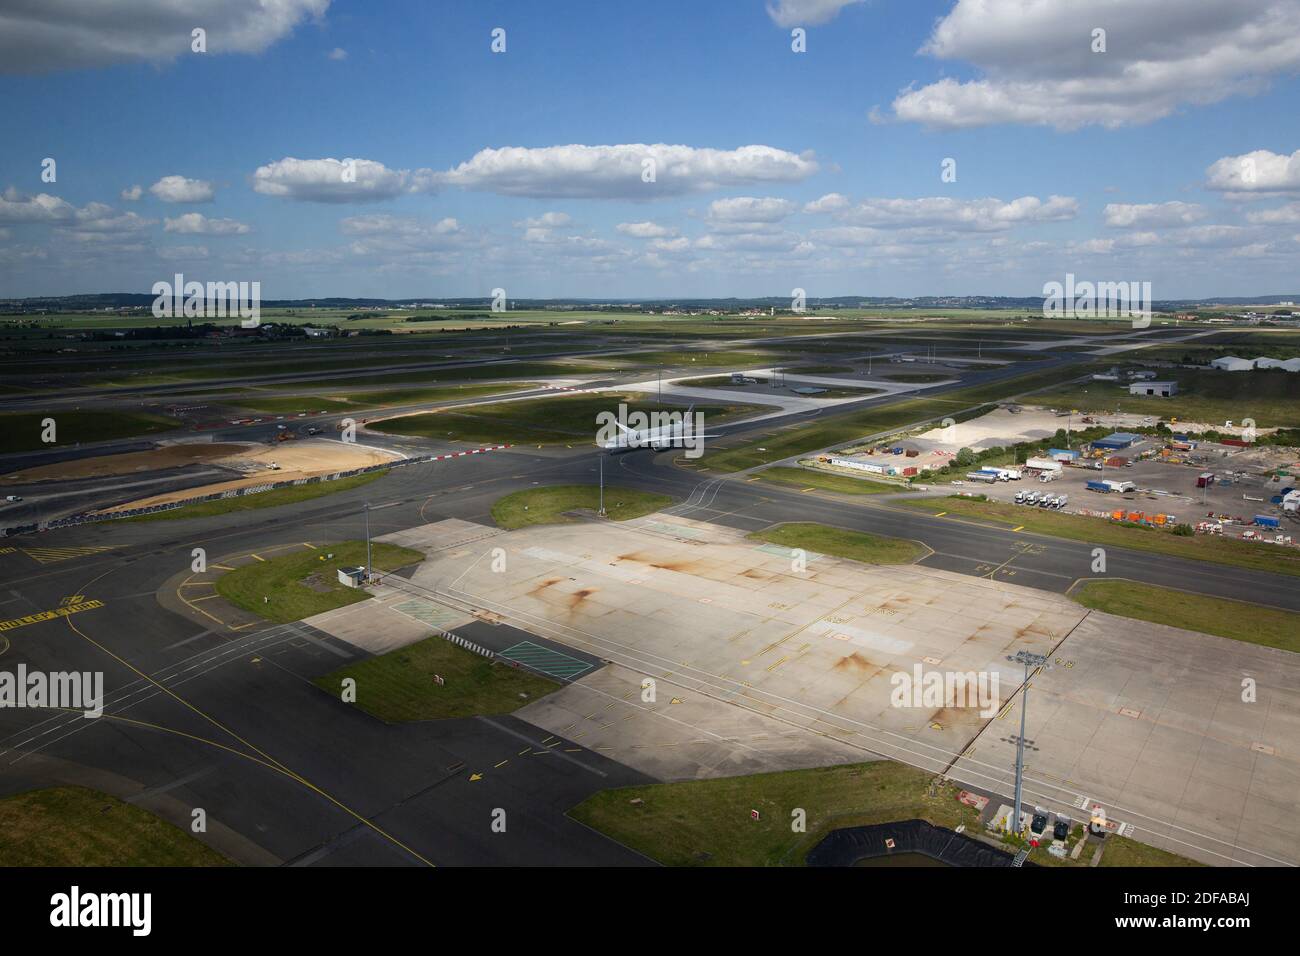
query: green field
[
  {"left": 788, "top": 364, "right": 855, "bottom": 373},
  {"left": 0, "top": 410, "right": 178, "bottom": 453},
  {"left": 122, "top": 471, "right": 388, "bottom": 522},
  {"left": 370, "top": 393, "right": 756, "bottom": 446},
  {"left": 215, "top": 540, "right": 424, "bottom": 623},
  {"left": 342, "top": 382, "right": 537, "bottom": 407},
  {"left": 570, "top": 762, "right": 971, "bottom": 866},
  {"left": 312, "top": 635, "right": 559, "bottom": 722},
  {"left": 900, "top": 495, "right": 1300, "bottom": 578},
  {"left": 1072, "top": 580, "right": 1300, "bottom": 652},
  {"left": 608, "top": 349, "right": 775, "bottom": 368},
  {"left": 748, "top": 522, "right": 926, "bottom": 564},
  {"left": 0, "top": 786, "right": 229, "bottom": 866},
  {"left": 491, "top": 485, "right": 672, "bottom": 529},
  {"left": 231, "top": 382, "right": 537, "bottom": 414},
  {"left": 260, "top": 361, "right": 608, "bottom": 392},
  {"left": 1033, "top": 367, "right": 1300, "bottom": 427},
  {"left": 755, "top": 466, "right": 899, "bottom": 494},
  {"left": 570, "top": 760, "right": 1194, "bottom": 867}
]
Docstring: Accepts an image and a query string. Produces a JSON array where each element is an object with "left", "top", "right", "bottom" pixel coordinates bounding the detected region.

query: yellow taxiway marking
[
  {"left": 765, "top": 656, "right": 788, "bottom": 672},
  {"left": 934, "top": 511, "right": 947, "bottom": 517},
  {"left": 494, "top": 759, "right": 508, "bottom": 769},
  {"left": 1012, "top": 525, "right": 1024, "bottom": 532},
  {"left": 21, "top": 545, "right": 112, "bottom": 565},
  {"left": 211, "top": 564, "right": 235, "bottom": 571},
  {"left": 302, "top": 542, "right": 317, "bottom": 550},
  {"left": 60, "top": 604, "right": 435, "bottom": 867},
  {"left": 746, "top": 476, "right": 762, "bottom": 482},
  {"left": 800, "top": 487, "right": 816, "bottom": 493},
  {"left": 249, "top": 554, "right": 266, "bottom": 562},
  {"left": 0, "top": 599, "right": 104, "bottom": 633}
]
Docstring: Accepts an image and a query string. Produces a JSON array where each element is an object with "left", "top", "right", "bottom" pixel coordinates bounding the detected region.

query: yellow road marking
[
  {"left": 0, "top": 600, "right": 104, "bottom": 633},
  {"left": 62, "top": 611, "right": 434, "bottom": 866},
  {"left": 21, "top": 546, "right": 112, "bottom": 565},
  {"left": 494, "top": 759, "right": 508, "bottom": 768}
]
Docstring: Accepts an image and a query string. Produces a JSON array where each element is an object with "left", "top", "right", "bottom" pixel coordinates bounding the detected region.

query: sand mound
[
  {"left": 2, "top": 443, "right": 255, "bottom": 483},
  {"left": 97, "top": 440, "right": 404, "bottom": 512}
]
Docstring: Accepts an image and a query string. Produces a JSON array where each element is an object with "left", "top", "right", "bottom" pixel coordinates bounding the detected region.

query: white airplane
[{"left": 597, "top": 404, "right": 721, "bottom": 453}]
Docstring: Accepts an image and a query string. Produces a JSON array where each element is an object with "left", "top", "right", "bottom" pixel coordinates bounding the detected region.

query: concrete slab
[
  {"left": 376, "top": 517, "right": 504, "bottom": 554},
  {"left": 516, "top": 663, "right": 868, "bottom": 780},
  {"left": 342, "top": 510, "right": 1300, "bottom": 867},
  {"left": 303, "top": 587, "right": 473, "bottom": 655},
  {"left": 950, "top": 612, "right": 1300, "bottom": 866}
]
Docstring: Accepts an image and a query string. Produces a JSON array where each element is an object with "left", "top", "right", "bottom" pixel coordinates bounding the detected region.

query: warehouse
[
  {"left": 1091, "top": 432, "right": 1142, "bottom": 451},
  {"left": 1128, "top": 380, "right": 1177, "bottom": 397}
]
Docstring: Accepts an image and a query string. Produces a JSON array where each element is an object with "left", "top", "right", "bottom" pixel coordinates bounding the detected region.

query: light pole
[
  {"left": 1006, "top": 650, "right": 1050, "bottom": 837},
  {"left": 598, "top": 453, "right": 606, "bottom": 516},
  {"left": 364, "top": 500, "right": 372, "bottom": 584}
]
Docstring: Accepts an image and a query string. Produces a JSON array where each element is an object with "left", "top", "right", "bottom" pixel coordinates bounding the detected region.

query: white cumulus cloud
[
  {"left": 765, "top": 0, "right": 864, "bottom": 28},
  {"left": 0, "top": 188, "right": 76, "bottom": 224},
  {"left": 616, "top": 221, "right": 677, "bottom": 238},
  {"left": 149, "top": 176, "right": 216, "bottom": 203},
  {"left": 1206, "top": 149, "right": 1300, "bottom": 194},
  {"left": 1104, "top": 202, "right": 1206, "bottom": 228},
  {"left": 706, "top": 196, "right": 797, "bottom": 224},
  {"left": 164, "top": 212, "right": 251, "bottom": 235},
  {"left": 836, "top": 195, "right": 1078, "bottom": 231},
  {"left": 436, "top": 144, "right": 818, "bottom": 199},
  {"left": 889, "top": 0, "right": 1300, "bottom": 130},
  {"left": 251, "top": 157, "right": 434, "bottom": 203},
  {"left": 0, "top": 0, "right": 330, "bottom": 74}
]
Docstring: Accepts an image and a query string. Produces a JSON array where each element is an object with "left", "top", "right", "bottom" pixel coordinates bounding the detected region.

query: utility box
[{"left": 338, "top": 566, "right": 366, "bottom": 588}]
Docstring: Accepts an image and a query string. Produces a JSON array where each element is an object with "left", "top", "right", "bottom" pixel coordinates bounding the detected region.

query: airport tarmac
[{"left": 379, "top": 511, "right": 1299, "bottom": 865}]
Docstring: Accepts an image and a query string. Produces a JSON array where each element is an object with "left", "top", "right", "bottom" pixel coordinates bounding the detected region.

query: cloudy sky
[{"left": 3, "top": 0, "right": 1300, "bottom": 300}]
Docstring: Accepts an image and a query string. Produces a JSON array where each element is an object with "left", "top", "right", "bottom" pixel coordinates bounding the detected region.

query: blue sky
[{"left": 3, "top": 0, "right": 1300, "bottom": 299}]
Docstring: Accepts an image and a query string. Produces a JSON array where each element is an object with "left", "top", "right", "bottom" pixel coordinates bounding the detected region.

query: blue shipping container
[{"left": 1255, "top": 515, "right": 1281, "bottom": 528}]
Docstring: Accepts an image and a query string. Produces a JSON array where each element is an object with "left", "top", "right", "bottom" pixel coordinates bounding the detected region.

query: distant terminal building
[{"left": 1129, "top": 380, "right": 1177, "bottom": 397}]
